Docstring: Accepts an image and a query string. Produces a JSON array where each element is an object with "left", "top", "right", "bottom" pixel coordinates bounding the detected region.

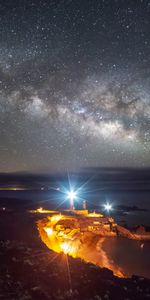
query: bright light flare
[
  {"left": 67, "top": 190, "right": 77, "bottom": 201},
  {"left": 104, "top": 203, "right": 112, "bottom": 212},
  {"left": 67, "top": 190, "right": 77, "bottom": 209},
  {"left": 60, "top": 242, "right": 76, "bottom": 256},
  {"left": 61, "top": 242, "right": 70, "bottom": 254}
]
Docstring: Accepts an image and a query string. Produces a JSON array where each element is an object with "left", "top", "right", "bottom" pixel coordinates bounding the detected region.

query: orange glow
[
  {"left": 29, "top": 208, "right": 59, "bottom": 214},
  {"left": 44, "top": 227, "right": 53, "bottom": 236},
  {"left": 51, "top": 215, "right": 62, "bottom": 223},
  {"left": 37, "top": 207, "right": 44, "bottom": 213},
  {"left": 60, "top": 242, "right": 77, "bottom": 257},
  {"left": 37, "top": 212, "right": 124, "bottom": 278},
  {"left": 61, "top": 242, "right": 70, "bottom": 254},
  {"left": 88, "top": 211, "right": 104, "bottom": 217}
]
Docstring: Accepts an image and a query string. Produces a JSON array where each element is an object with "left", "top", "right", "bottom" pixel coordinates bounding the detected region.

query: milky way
[{"left": 0, "top": 0, "right": 150, "bottom": 172}]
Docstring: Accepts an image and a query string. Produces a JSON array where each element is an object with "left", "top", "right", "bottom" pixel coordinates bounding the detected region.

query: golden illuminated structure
[
  {"left": 31, "top": 206, "right": 150, "bottom": 278},
  {"left": 29, "top": 207, "right": 58, "bottom": 214},
  {"left": 36, "top": 210, "right": 125, "bottom": 277}
]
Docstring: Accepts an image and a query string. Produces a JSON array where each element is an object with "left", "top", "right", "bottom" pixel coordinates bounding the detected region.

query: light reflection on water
[{"left": 102, "top": 237, "right": 150, "bottom": 278}]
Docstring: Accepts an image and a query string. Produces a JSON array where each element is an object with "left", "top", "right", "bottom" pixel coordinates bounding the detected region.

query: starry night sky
[{"left": 1, "top": 0, "right": 150, "bottom": 173}]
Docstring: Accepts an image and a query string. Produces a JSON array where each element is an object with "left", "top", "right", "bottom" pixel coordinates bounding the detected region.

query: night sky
[{"left": 1, "top": 0, "right": 150, "bottom": 173}]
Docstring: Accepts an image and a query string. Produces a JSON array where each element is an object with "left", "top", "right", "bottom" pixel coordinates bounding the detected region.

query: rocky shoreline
[{"left": 1, "top": 211, "right": 150, "bottom": 300}]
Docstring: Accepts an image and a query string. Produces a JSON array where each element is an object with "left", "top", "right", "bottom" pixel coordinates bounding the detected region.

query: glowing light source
[
  {"left": 67, "top": 190, "right": 77, "bottom": 209},
  {"left": 67, "top": 190, "right": 77, "bottom": 201},
  {"left": 44, "top": 227, "right": 53, "bottom": 236},
  {"left": 104, "top": 203, "right": 112, "bottom": 213},
  {"left": 88, "top": 212, "right": 103, "bottom": 217},
  {"left": 60, "top": 242, "right": 76, "bottom": 256},
  {"left": 37, "top": 207, "right": 43, "bottom": 213},
  {"left": 61, "top": 242, "right": 70, "bottom": 254}
]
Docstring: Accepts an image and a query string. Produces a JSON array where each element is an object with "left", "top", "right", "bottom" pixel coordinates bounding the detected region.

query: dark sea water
[
  {"left": 115, "top": 210, "right": 150, "bottom": 227},
  {"left": 1, "top": 189, "right": 150, "bottom": 226},
  {"left": 102, "top": 237, "right": 150, "bottom": 278}
]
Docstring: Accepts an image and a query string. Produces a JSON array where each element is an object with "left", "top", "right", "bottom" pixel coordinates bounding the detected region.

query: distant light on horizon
[{"left": 104, "top": 202, "right": 112, "bottom": 213}]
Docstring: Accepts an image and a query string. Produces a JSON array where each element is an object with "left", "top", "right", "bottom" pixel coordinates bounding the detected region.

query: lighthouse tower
[{"left": 82, "top": 200, "right": 87, "bottom": 210}]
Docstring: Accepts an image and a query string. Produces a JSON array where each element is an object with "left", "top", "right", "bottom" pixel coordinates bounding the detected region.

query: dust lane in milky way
[{"left": 0, "top": 0, "right": 150, "bottom": 172}]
